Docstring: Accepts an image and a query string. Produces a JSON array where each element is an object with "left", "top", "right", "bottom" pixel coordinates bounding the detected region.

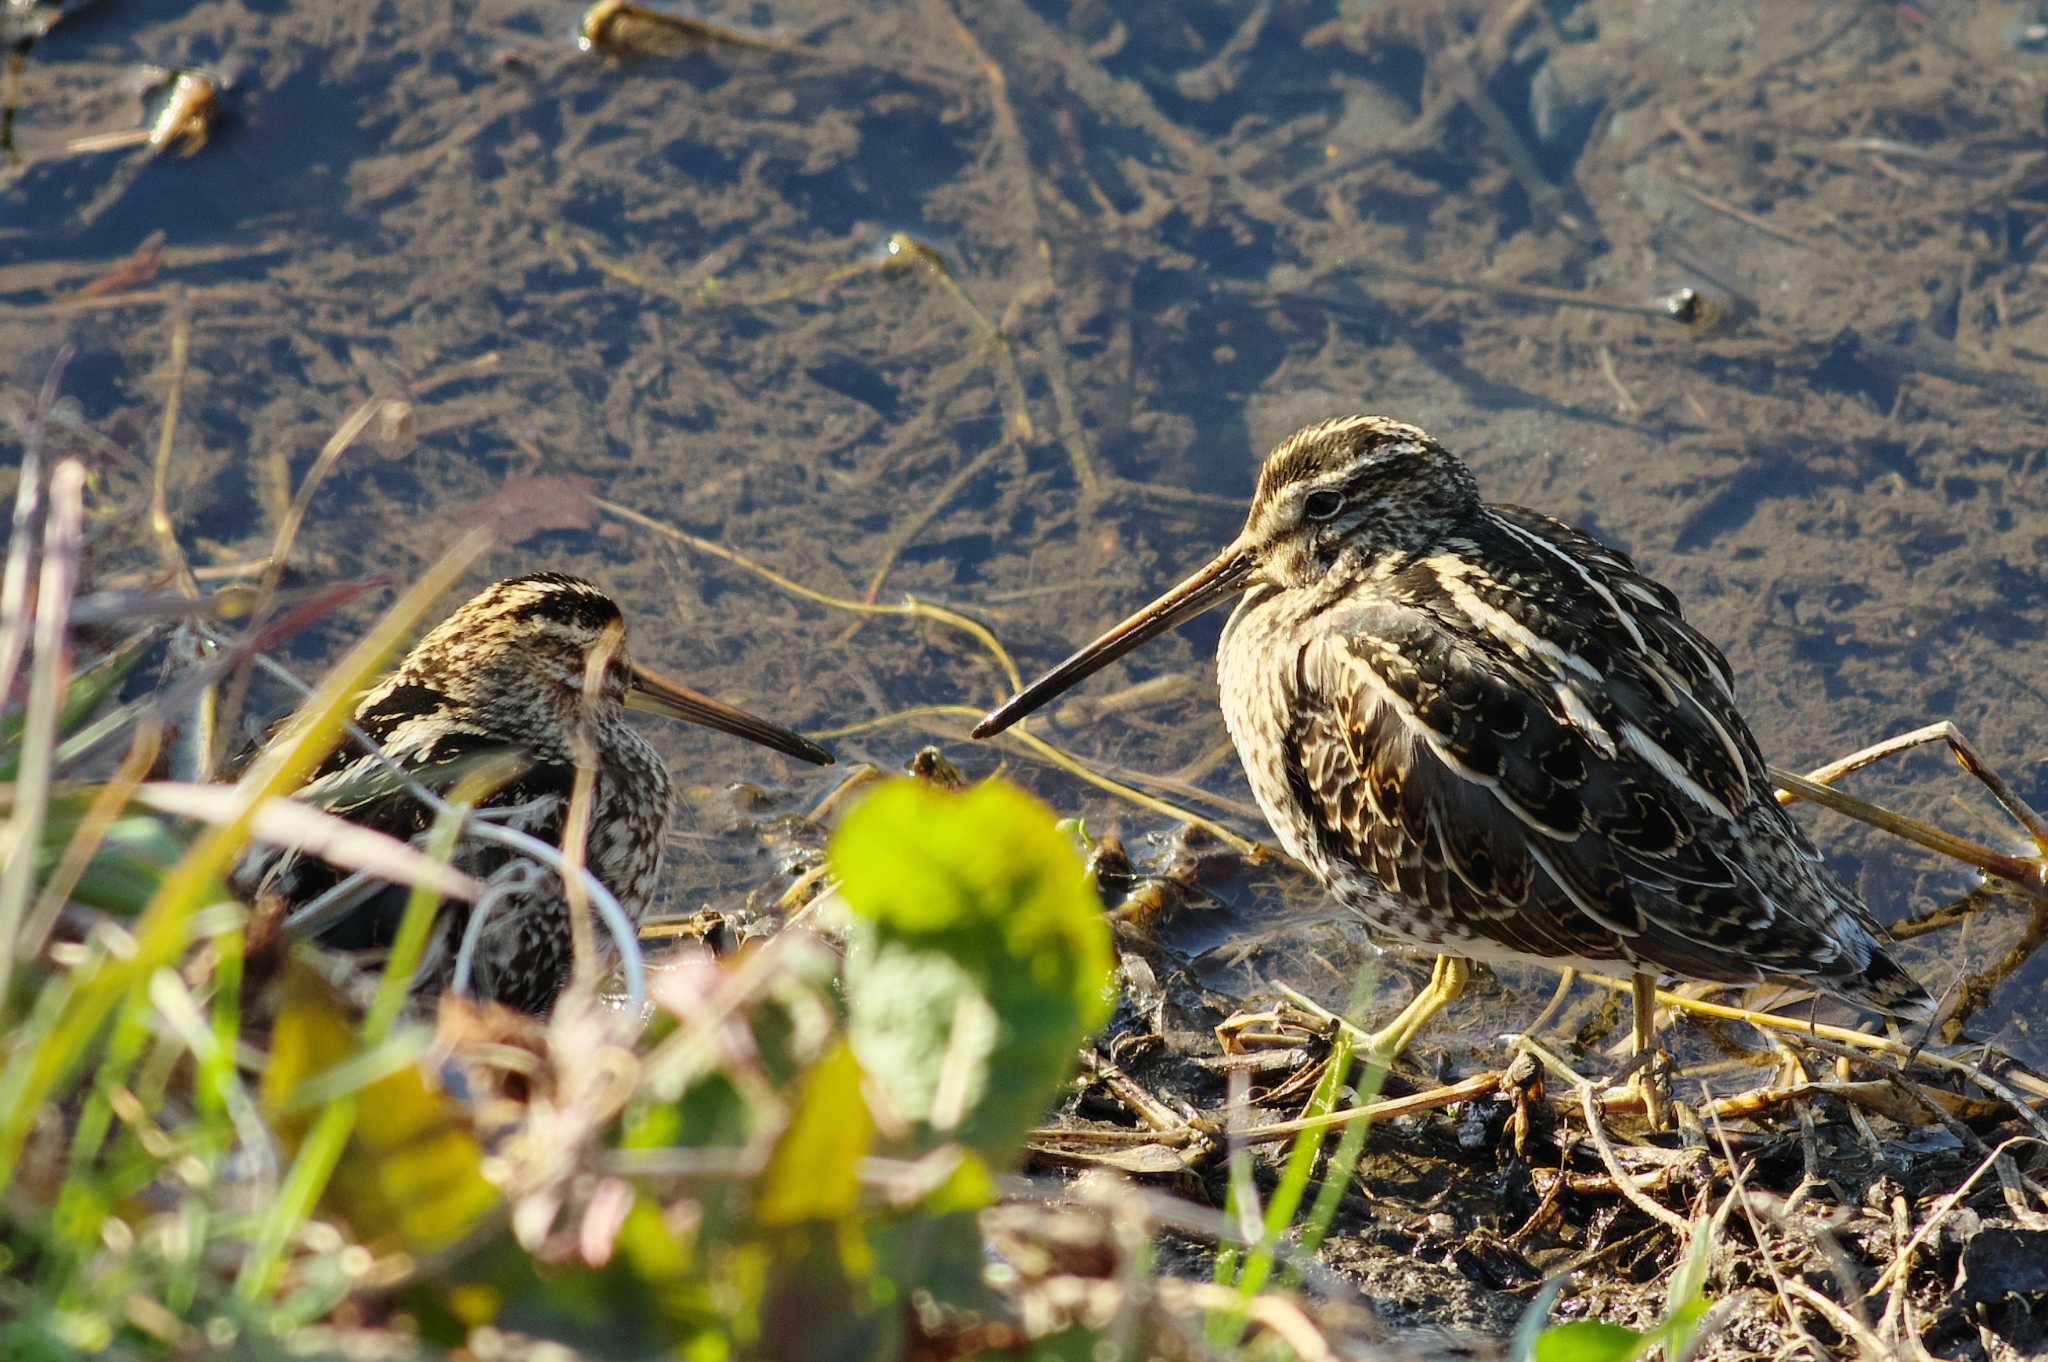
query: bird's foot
[
  {"left": 1630, "top": 1056, "right": 1672, "bottom": 1130},
  {"left": 1361, "top": 954, "right": 1471, "bottom": 1066}
]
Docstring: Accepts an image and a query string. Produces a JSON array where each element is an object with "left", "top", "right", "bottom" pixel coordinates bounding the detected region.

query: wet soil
[{"left": 6, "top": 1, "right": 2048, "bottom": 1356}]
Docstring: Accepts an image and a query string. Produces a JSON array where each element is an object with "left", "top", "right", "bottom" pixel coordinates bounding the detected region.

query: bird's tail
[{"left": 1824, "top": 943, "right": 1937, "bottom": 1023}]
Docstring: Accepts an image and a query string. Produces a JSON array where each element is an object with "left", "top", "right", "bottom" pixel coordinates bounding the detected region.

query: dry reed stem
[
  {"left": 1773, "top": 766, "right": 2042, "bottom": 894},
  {"left": 1774, "top": 721, "right": 2048, "bottom": 889}
]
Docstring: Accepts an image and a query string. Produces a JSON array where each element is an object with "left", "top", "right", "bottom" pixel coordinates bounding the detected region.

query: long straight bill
[
  {"left": 972, "top": 540, "right": 1255, "bottom": 738},
  {"left": 624, "top": 662, "right": 833, "bottom": 765}
]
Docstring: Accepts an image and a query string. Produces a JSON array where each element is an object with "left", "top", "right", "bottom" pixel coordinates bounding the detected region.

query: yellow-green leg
[
  {"left": 1364, "top": 954, "right": 1470, "bottom": 1061},
  {"left": 1629, "top": 972, "right": 1671, "bottom": 1128}
]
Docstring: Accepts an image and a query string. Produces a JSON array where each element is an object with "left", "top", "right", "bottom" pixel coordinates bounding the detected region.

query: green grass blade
[
  {"left": 362, "top": 800, "right": 467, "bottom": 1043},
  {"left": 0, "top": 531, "right": 490, "bottom": 1199}
]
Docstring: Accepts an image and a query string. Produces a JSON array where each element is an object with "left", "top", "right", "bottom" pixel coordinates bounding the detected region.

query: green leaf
[
  {"left": 1532, "top": 1321, "right": 1648, "bottom": 1362},
  {"left": 0, "top": 640, "right": 145, "bottom": 780},
  {"left": 834, "top": 779, "right": 1111, "bottom": 1162},
  {"left": 1666, "top": 1215, "right": 1711, "bottom": 1311},
  {"left": 755, "top": 1040, "right": 873, "bottom": 1225},
  {"left": 1660, "top": 1299, "right": 1711, "bottom": 1362}
]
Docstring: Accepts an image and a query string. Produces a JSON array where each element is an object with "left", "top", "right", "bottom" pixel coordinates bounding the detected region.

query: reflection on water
[{"left": 3, "top": 1, "right": 2046, "bottom": 1067}]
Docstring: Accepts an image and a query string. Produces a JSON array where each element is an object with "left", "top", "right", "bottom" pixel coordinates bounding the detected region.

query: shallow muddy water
[{"left": 5, "top": 1, "right": 2047, "bottom": 1105}]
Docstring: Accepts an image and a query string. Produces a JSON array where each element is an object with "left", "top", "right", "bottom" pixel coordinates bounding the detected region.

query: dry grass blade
[
  {"left": 211, "top": 399, "right": 383, "bottom": 773},
  {"left": 129, "top": 782, "right": 483, "bottom": 901},
  {"left": 563, "top": 620, "right": 621, "bottom": 996},
  {"left": 1574, "top": 971, "right": 1914, "bottom": 1055},
  {"left": 1157, "top": 1280, "right": 1339, "bottom": 1362},
  {"left": 0, "top": 346, "right": 68, "bottom": 719},
  {"left": 252, "top": 399, "right": 381, "bottom": 618},
  {"left": 148, "top": 289, "right": 198, "bottom": 597},
  {"left": 595, "top": 495, "right": 1024, "bottom": 692},
  {"left": 0, "top": 460, "right": 85, "bottom": 995},
  {"left": 811, "top": 701, "right": 1260, "bottom": 855},
  {"left": 857, "top": 435, "right": 1015, "bottom": 607}
]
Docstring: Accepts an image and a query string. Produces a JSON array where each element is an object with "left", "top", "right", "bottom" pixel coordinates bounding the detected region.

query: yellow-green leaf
[
  {"left": 1533, "top": 1320, "right": 1648, "bottom": 1362},
  {"left": 755, "top": 1040, "right": 873, "bottom": 1226},
  {"left": 261, "top": 965, "right": 498, "bottom": 1256}
]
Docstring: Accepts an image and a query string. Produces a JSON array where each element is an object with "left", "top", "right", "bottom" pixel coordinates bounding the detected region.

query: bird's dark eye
[{"left": 1303, "top": 489, "right": 1345, "bottom": 521}]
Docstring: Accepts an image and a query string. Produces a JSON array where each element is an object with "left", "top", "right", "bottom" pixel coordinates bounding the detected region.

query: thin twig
[
  {"left": 1706, "top": 1106, "right": 1831, "bottom": 1362},
  {"left": 1576, "top": 1081, "right": 1692, "bottom": 1234},
  {"left": 1782, "top": 1280, "right": 1891, "bottom": 1360},
  {"left": 1867, "top": 1136, "right": 2048, "bottom": 1300}
]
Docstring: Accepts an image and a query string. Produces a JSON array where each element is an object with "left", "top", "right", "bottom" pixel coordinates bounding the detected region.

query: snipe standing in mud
[
  {"left": 974, "top": 417, "right": 1933, "bottom": 1096},
  {"left": 236, "top": 572, "right": 832, "bottom": 1014}
]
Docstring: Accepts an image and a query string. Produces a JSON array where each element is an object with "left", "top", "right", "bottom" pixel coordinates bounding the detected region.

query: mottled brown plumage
[
  {"left": 235, "top": 573, "right": 830, "bottom": 1013},
  {"left": 976, "top": 416, "right": 1931, "bottom": 1053}
]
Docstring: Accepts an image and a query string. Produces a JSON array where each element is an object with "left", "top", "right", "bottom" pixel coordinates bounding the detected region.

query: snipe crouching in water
[
  {"left": 235, "top": 572, "right": 831, "bottom": 1014},
  {"left": 975, "top": 417, "right": 1933, "bottom": 1085}
]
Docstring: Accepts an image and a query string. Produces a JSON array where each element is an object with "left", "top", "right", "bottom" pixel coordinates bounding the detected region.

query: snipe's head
[
  {"left": 1242, "top": 416, "right": 1479, "bottom": 587},
  {"left": 972, "top": 416, "right": 1477, "bottom": 738},
  {"left": 399, "top": 573, "right": 831, "bottom": 764}
]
